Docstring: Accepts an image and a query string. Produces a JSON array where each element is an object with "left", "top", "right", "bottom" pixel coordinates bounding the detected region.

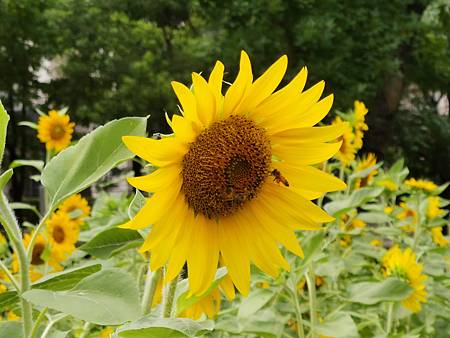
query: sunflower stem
[
  {"left": 291, "top": 285, "right": 306, "bottom": 338},
  {"left": 0, "top": 192, "right": 33, "bottom": 337},
  {"left": 141, "top": 266, "right": 162, "bottom": 315},
  {"left": 79, "top": 322, "right": 92, "bottom": 338},
  {"left": 305, "top": 265, "right": 318, "bottom": 338},
  {"left": 0, "top": 258, "right": 20, "bottom": 291},
  {"left": 385, "top": 302, "right": 395, "bottom": 335},
  {"left": 162, "top": 274, "right": 178, "bottom": 318},
  {"left": 28, "top": 307, "right": 48, "bottom": 338}
]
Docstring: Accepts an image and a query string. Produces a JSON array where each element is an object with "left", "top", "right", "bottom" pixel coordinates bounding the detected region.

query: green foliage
[
  {"left": 23, "top": 269, "right": 140, "bottom": 325},
  {"left": 348, "top": 278, "right": 413, "bottom": 305},
  {"left": 41, "top": 116, "right": 147, "bottom": 210},
  {"left": 0, "top": 101, "right": 9, "bottom": 169}
]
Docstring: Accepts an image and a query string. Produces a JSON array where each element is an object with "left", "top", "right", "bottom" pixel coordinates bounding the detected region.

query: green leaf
[
  {"left": 347, "top": 278, "right": 412, "bottom": 305},
  {"left": 0, "top": 168, "right": 13, "bottom": 190},
  {"left": 79, "top": 228, "right": 143, "bottom": 259},
  {"left": 357, "top": 211, "right": 391, "bottom": 224},
  {"left": 18, "top": 121, "right": 38, "bottom": 129},
  {"left": 0, "top": 321, "right": 22, "bottom": 338},
  {"left": 324, "top": 187, "right": 384, "bottom": 216},
  {"left": 23, "top": 269, "right": 140, "bottom": 325},
  {"left": 0, "top": 100, "right": 9, "bottom": 169},
  {"left": 41, "top": 117, "right": 147, "bottom": 211},
  {"left": 316, "top": 312, "right": 358, "bottom": 338},
  {"left": 240, "top": 310, "right": 288, "bottom": 338},
  {"left": 10, "top": 202, "right": 41, "bottom": 217},
  {"left": 117, "top": 317, "right": 214, "bottom": 338},
  {"left": 238, "top": 288, "right": 275, "bottom": 318},
  {"left": 349, "top": 162, "right": 382, "bottom": 180},
  {"left": 128, "top": 189, "right": 146, "bottom": 219},
  {"left": 9, "top": 159, "right": 44, "bottom": 172},
  {"left": 0, "top": 264, "right": 102, "bottom": 312}
]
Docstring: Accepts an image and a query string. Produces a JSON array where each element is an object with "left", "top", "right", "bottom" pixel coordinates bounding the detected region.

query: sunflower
[
  {"left": 396, "top": 202, "right": 417, "bottom": 233},
  {"left": 404, "top": 178, "right": 438, "bottom": 192},
  {"left": 37, "top": 110, "right": 75, "bottom": 152},
  {"left": 354, "top": 153, "right": 378, "bottom": 188},
  {"left": 382, "top": 246, "right": 427, "bottom": 313},
  {"left": 121, "top": 51, "right": 346, "bottom": 295},
  {"left": 99, "top": 327, "right": 114, "bottom": 338},
  {"left": 431, "top": 227, "right": 449, "bottom": 247},
  {"left": 370, "top": 239, "right": 382, "bottom": 247},
  {"left": 332, "top": 116, "right": 356, "bottom": 166},
  {"left": 352, "top": 100, "right": 368, "bottom": 150},
  {"left": 46, "top": 211, "right": 79, "bottom": 257},
  {"left": 377, "top": 178, "right": 398, "bottom": 192},
  {"left": 180, "top": 288, "right": 221, "bottom": 320},
  {"left": 58, "top": 194, "right": 91, "bottom": 226},
  {"left": 426, "top": 196, "right": 444, "bottom": 219}
]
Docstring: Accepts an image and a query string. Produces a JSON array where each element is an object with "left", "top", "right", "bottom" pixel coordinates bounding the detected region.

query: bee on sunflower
[
  {"left": 37, "top": 109, "right": 75, "bottom": 152},
  {"left": 121, "top": 51, "right": 346, "bottom": 295},
  {"left": 382, "top": 246, "right": 427, "bottom": 313}
]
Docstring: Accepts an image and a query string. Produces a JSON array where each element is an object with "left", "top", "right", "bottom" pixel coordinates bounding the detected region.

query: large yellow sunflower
[
  {"left": 37, "top": 110, "right": 75, "bottom": 152},
  {"left": 332, "top": 116, "right": 356, "bottom": 166},
  {"left": 382, "top": 246, "right": 427, "bottom": 313},
  {"left": 46, "top": 211, "right": 79, "bottom": 257},
  {"left": 122, "top": 51, "right": 346, "bottom": 295},
  {"left": 58, "top": 194, "right": 91, "bottom": 226},
  {"left": 354, "top": 153, "right": 378, "bottom": 188}
]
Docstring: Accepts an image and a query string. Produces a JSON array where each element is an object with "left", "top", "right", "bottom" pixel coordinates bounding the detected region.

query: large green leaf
[
  {"left": 238, "top": 288, "right": 275, "bottom": 318},
  {"left": 316, "top": 312, "right": 358, "bottom": 338},
  {"left": 41, "top": 117, "right": 147, "bottom": 210},
  {"left": 324, "top": 187, "right": 384, "bottom": 216},
  {"left": 9, "top": 159, "right": 44, "bottom": 172},
  {"left": 79, "top": 227, "right": 143, "bottom": 258},
  {"left": 0, "top": 264, "right": 102, "bottom": 312},
  {"left": 117, "top": 317, "right": 214, "bottom": 338},
  {"left": 0, "top": 321, "right": 22, "bottom": 338},
  {"left": 0, "top": 100, "right": 9, "bottom": 169},
  {"left": 23, "top": 269, "right": 140, "bottom": 325},
  {"left": 347, "top": 278, "right": 412, "bottom": 305}
]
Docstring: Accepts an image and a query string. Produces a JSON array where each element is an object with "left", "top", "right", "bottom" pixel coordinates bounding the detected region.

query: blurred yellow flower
[
  {"left": 121, "top": 51, "right": 345, "bottom": 295},
  {"left": 426, "top": 196, "right": 444, "bottom": 219},
  {"left": 352, "top": 100, "right": 368, "bottom": 149},
  {"left": 405, "top": 178, "right": 438, "bottom": 192},
  {"left": 384, "top": 206, "right": 394, "bottom": 215},
  {"left": 397, "top": 202, "right": 416, "bottom": 233},
  {"left": 339, "top": 235, "right": 352, "bottom": 248},
  {"left": 377, "top": 178, "right": 398, "bottom": 192},
  {"left": 46, "top": 211, "right": 79, "bottom": 257},
  {"left": 354, "top": 153, "right": 378, "bottom": 188},
  {"left": 333, "top": 117, "right": 356, "bottom": 166},
  {"left": 58, "top": 194, "right": 91, "bottom": 226},
  {"left": 37, "top": 110, "right": 75, "bottom": 152},
  {"left": 7, "top": 311, "right": 20, "bottom": 321},
  {"left": 99, "top": 327, "right": 114, "bottom": 338},
  {"left": 382, "top": 246, "right": 427, "bottom": 313},
  {"left": 370, "top": 239, "right": 382, "bottom": 247},
  {"left": 431, "top": 227, "right": 449, "bottom": 247}
]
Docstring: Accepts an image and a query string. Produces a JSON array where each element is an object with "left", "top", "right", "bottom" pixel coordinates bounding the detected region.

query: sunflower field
[{"left": 0, "top": 50, "right": 449, "bottom": 338}]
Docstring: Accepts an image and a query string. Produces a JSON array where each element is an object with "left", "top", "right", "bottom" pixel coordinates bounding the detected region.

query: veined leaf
[
  {"left": 9, "top": 159, "right": 44, "bottom": 172},
  {"left": 41, "top": 117, "right": 147, "bottom": 211},
  {"left": 316, "top": 312, "right": 358, "bottom": 338},
  {"left": 347, "top": 278, "right": 412, "bottom": 305}
]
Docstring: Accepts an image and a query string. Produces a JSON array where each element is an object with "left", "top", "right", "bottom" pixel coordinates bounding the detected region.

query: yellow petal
[
  {"left": 192, "top": 72, "right": 216, "bottom": 126},
  {"left": 219, "top": 274, "right": 236, "bottom": 301},
  {"left": 270, "top": 123, "right": 346, "bottom": 144},
  {"left": 122, "top": 136, "right": 185, "bottom": 167},
  {"left": 295, "top": 93, "right": 334, "bottom": 128},
  {"left": 171, "top": 114, "right": 196, "bottom": 144},
  {"left": 273, "top": 141, "right": 342, "bottom": 166},
  {"left": 223, "top": 51, "right": 253, "bottom": 117},
  {"left": 236, "top": 55, "right": 288, "bottom": 115},
  {"left": 127, "top": 165, "right": 181, "bottom": 193},
  {"left": 219, "top": 217, "right": 251, "bottom": 295},
  {"left": 171, "top": 81, "right": 199, "bottom": 123},
  {"left": 208, "top": 61, "right": 225, "bottom": 117}
]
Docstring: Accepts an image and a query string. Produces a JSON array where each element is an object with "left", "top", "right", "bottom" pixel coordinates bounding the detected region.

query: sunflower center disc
[
  {"left": 181, "top": 115, "right": 271, "bottom": 219},
  {"left": 50, "top": 124, "right": 65, "bottom": 139},
  {"left": 53, "top": 225, "right": 65, "bottom": 243},
  {"left": 31, "top": 242, "right": 45, "bottom": 265}
]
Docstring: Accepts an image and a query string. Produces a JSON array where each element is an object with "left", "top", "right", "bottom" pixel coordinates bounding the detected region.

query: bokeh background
[{"left": 1, "top": 0, "right": 449, "bottom": 203}]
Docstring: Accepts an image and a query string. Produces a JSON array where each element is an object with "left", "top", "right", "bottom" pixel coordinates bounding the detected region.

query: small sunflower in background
[
  {"left": 37, "top": 109, "right": 75, "bottom": 152},
  {"left": 46, "top": 211, "right": 79, "bottom": 258},
  {"left": 396, "top": 202, "right": 417, "bottom": 233},
  {"left": 404, "top": 178, "right": 438, "bottom": 192},
  {"left": 352, "top": 100, "right": 369, "bottom": 149},
  {"left": 58, "top": 194, "right": 91, "bottom": 226},
  {"left": 431, "top": 227, "right": 449, "bottom": 247},
  {"left": 354, "top": 153, "right": 378, "bottom": 188},
  {"left": 122, "top": 51, "right": 346, "bottom": 295},
  {"left": 382, "top": 246, "right": 427, "bottom": 313},
  {"left": 332, "top": 116, "right": 356, "bottom": 166}
]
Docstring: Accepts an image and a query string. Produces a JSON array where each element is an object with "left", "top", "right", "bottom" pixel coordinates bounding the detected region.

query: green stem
[
  {"left": 385, "top": 302, "right": 394, "bottom": 335},
  {"left": 28, "top": 307, "right": 48, "bottom": 338},
  {"left": 162, "top": 274, "right": 178, "bottom": 318},
  {"left": 305, "top": 265, "right": 318, "bottom": 338},
  {"left": 0, "top": 192, "right": 33, "bottom": 336},
  {"left": 79, "top": 322, "right": 92, "bottom": 338},
  {"left": 0, "top": 258, "right": 20, "bottom": 290},
  {"left": 141, "top": 267, "right": 162, "bottom": 315},
  {"left": 291, "top": 287, "right": 306, "bottom": 338}
]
